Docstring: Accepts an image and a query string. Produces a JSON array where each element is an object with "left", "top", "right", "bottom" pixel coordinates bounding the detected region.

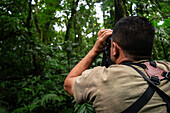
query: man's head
[{"left": 111, "top": 16, "right": 155, "bottom": 62}]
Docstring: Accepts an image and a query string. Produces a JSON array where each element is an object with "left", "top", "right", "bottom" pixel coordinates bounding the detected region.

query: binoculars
[{"left": 102, "top": 35, "right": 113, "bottom": 67}]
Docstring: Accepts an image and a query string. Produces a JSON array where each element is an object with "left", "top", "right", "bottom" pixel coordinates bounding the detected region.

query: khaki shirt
[{"left": 73, "top": 61, "right": 170, "bottom": 113}]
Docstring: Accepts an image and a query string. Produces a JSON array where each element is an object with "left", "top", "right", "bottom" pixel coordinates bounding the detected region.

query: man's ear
[{"left": 112, "top": 42, "right": 119, "bottom": 56}]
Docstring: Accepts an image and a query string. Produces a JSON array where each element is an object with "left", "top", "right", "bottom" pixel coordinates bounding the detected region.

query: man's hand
[
  {"left": 64, "top": 29, "right": 113, "bottom": 97},
  {"left": 92, "top": 29, "right": 113, "bottom": 55}
]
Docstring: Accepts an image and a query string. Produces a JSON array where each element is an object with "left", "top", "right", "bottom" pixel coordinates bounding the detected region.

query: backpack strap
[
  {"left": 122, "top": 85, "right": 155, "bottom": 113},
  {"left": 122, "top": 63, "right": 170, "bottom": 113}
]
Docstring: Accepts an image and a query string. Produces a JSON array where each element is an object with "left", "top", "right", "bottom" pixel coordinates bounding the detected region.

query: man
[{"left": 64, "top": 16, "right": 170, "bottom": 113}]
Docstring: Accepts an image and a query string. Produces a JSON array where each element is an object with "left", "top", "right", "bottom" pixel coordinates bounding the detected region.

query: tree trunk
[
  {"left": 34, "top": 0, "right": 42, "bottom": 41},
  {"left": 130, "top": 1, "right": 133, "bottom": 16},
  {"left": 122, "top": 0, "right": 128, "bottom": 16},
  {"left": 65, "top": 0, "right": 79, "bottom": 41},
  {"left": 114, "top": 0, "right": 126, "bottom": 24},
  {"left": 27, "top": 0, "right": 32, "bottom": 37},
  {"left": 65, "top": 0, "right": 79, "bottom": 71}
]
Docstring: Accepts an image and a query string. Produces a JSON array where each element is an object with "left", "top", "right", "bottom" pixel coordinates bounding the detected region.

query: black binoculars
[
  {"left": 105, "top": 35, "right": 112, "bottom": 45},
  {"left": 102, "top": 35, "right": 113, "bottom": 67}
]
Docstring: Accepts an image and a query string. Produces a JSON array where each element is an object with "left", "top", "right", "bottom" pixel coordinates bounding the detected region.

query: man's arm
[{"left": 64, "top": 29, "right": 113, "bottom": 96}]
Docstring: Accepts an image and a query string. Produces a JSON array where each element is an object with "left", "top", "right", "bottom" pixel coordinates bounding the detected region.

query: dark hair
[{"left": 112, "top": 16, "right": 155, "bottom": 60}]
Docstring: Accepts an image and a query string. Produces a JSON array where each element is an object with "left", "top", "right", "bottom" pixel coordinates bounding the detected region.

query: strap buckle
[
  {"left": 150, "top": 76, "right": 160, "bottom": 85},
  {"left": 165, "top": 71, "right": 170, "bottom": 80},
  {"left": 162, "top": 71, "right": 170, "bottom": 81}
]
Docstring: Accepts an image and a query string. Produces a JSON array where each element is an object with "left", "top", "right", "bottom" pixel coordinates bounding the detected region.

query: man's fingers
[
  {"left": 98, "top": 29, "right": 112, "bottom": 37},
  {"left": 99, "top": 30, "right": 112, "bottom": 41},
  {"left": 100, "top": 30, "right": 112, "bottom": 38},
  {"left": 97, "top": 29, "right": 105, "bottom": 37},
  {"left": 93, "top": 29, "right": 112, "bottom": 54}
]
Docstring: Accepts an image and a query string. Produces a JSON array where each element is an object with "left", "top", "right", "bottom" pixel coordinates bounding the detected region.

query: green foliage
[
  {"left": 74, "top": 102, "right": 95, "bottom": 113},
  {"left": 0, "top": 107, "right": 8, "bottom": 113},
  {"left": 0, "top": 0, "right": 169, "bottom": 113}
]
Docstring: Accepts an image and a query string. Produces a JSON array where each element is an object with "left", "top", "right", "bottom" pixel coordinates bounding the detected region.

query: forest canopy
[{"left": 0, "top": 0, "right": 169, "bottom": 112}]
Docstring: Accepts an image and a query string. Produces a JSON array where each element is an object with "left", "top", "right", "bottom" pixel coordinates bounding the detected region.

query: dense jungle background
[{"left": 0, "top": 0, "right": 169, "bottom": 112}]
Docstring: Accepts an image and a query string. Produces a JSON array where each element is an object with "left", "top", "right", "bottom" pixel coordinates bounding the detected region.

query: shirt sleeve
[{"left": 73, "top": 67, "right": 104, "bottom": 104}]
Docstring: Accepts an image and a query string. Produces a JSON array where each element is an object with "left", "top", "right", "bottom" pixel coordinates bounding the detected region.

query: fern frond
[
  {"left": 74, "top": 102, "right": 95, "bottom": 113},
  {"left": 40, "top": 93, "right": 65, "bottom": 107}
]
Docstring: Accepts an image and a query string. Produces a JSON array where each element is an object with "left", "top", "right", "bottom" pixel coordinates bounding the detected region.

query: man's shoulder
[
  {"left": 76, "top": 64, "right": 133, "bottom": 81},
  {"left": 85, "top": 64, "right": 133, "bottom": 74},
  {"left": 156, "top": 60, "right": 170, "bottom": 65},
  {"left": 155, "top": 61, "right": 170, "bottom": 71}
]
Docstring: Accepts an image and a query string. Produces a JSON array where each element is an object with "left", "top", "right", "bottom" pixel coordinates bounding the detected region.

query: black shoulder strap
[
  {"left": 122, "top": 63, "right": 170, "bottom": 113},
  {"left": 122, "top": 85, "right": 155, "bottom": 113}
]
